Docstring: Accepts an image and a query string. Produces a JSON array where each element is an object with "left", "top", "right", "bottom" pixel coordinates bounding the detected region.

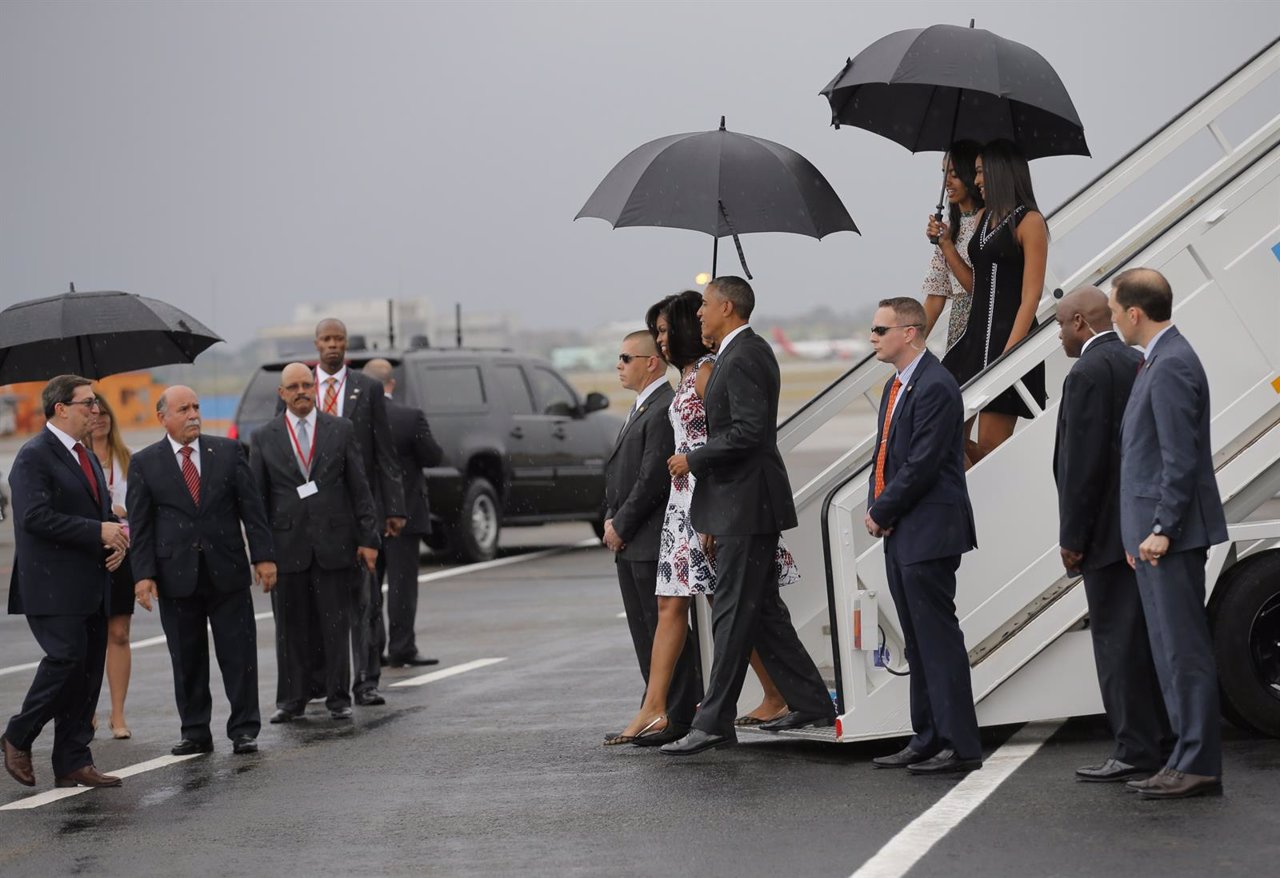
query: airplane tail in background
[{"left": 772, "top": 326, "right": 798, "bottom": 357}]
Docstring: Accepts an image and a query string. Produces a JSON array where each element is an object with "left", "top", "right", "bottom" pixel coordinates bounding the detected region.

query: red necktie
[
  {"left": 73, "top": 443, "right": 101, "bottom": 505},
  {"left": 323, "top": 377, "right": 339, "bottom": 414},
  {"left": 180, "top": 446, "right": 200, "bottom": 506},
  {"left": 873, "top": 378, "right": 903, "bottom": 499}
]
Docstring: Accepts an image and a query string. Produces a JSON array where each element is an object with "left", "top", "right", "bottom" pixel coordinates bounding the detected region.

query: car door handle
[
  {"left": 552, "top": 428, "right": 567, "bottom": 440},
  {"left": 510, "top": 427, "right": 524, "bottom": 439}
]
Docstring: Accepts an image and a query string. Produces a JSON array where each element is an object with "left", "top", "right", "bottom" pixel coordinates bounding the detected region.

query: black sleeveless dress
[{"left": 940, "top": 206, "right": 1047, "bottom": 419}]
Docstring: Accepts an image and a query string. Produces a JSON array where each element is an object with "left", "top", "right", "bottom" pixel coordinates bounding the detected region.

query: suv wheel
[
  {"left": 451, "top": 477, "right": 500, "bottom": 563},
  {"left": 1211, "top": 550, "right": 1280, "bottom": 737}
]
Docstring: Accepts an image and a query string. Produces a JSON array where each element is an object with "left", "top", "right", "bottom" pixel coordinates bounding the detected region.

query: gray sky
[{"left": 1, "top": 1, "right": 1276, "bottom": 346}]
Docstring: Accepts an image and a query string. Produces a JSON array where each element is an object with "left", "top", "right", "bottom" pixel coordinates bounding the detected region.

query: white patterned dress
[
  {"left": 920, "top": 210, "right": 979, "bottom": 353},
  {"left": 656, "top": 355, "right": 801, "bottom": 597}
]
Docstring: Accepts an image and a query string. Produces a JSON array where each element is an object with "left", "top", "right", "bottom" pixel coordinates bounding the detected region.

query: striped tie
[
  {"left": 323, "top": 377, "right": 339, "bottom": 414},
  {"left": 873, "top": 378, "right": 902, "bottom": 499},
  {"left": 180, "top": 446, "right": 200, "bottom": 506}
]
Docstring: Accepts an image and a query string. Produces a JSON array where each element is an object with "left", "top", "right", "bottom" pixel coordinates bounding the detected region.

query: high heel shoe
[
  {"left": 110, "top": 724, "right": 132, "bottom": 740},
  {"left": 603, "top": 715, "right": 665, "bottom": 747}
]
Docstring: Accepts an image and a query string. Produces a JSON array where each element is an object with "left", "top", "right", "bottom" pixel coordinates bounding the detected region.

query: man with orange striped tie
[{"left": 864, "top": 297, "right": 981, "bottom": 776}]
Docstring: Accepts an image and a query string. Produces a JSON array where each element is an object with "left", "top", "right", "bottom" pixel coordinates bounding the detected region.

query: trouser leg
[
  {"left": 272, "top": 571, "right": 312, "bottom": 712},
  {"left": 384, "top": 534, "right": 423, "bottom": 661},
  {"left": 207, "top": 582, "right": 261, "bottom": 740},
  {"left": 316, "top": 567, "right": 354, "bottom": 711}
]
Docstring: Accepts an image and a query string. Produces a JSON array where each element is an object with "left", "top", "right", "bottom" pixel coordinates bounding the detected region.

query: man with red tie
[
  {"left": 864, "top": 298, "right": 982, "bottom": 775},
  {"left": 128, "top": 386, "right": 277, "bottom": 756},
  {"left": 3, "top": 375, "right": 129, "bottom": 790}
]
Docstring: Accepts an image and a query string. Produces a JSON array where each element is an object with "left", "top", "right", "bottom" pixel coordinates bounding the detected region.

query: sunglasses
[
  {"left": 617, "top": 353, "right": 656, "bottom": 364},
  {"left": 870, "top": 324, "right": 923, "bottom": 337}
]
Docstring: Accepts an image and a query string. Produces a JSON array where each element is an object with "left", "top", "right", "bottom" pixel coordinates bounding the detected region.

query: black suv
[{"left": 231, "top": 349, "right": 622, "bottom": 562}]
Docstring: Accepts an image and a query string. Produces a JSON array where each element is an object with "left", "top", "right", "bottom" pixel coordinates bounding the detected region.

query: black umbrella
[
  {"left": 0, "top": 287, "right": 223, "bottom": 383},
  {"left": 576, "top": 117, "right": 858, "bottom": 278},
  {"left": 821, "top": 21, "right": 1088, "bottom": 239}
]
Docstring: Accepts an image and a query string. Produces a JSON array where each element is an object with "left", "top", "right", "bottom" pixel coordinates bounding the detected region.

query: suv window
[
  {"left": 529, "top": 366, "right": 578, "bottom": 417},
  {"left": 495, "top": 365, "right": 535, "bottom": 415},
  {"left": 416, "top": 364, "right": 487, "bottom": 412},
  {"left": 238, "top": 368, "right": 283, "bottom": 423}
]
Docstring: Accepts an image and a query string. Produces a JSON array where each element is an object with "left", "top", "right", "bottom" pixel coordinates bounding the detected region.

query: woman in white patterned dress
[
  {"left": 607, "top": 291, "right": 800, "bottom": 744},
  {"left": 921, "top": 140, "right": 983, "bottom": 363}
]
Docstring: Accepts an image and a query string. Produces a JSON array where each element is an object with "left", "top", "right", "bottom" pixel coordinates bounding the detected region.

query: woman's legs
[
  {"left": 617, "top": 595, "right": 690, "bottom": 738},
  {"left": 966, "top": 411, "right": 1016, "bottom": 466},
  {"left": 106, "top": 614, "right": 132, "bottom": 732}
]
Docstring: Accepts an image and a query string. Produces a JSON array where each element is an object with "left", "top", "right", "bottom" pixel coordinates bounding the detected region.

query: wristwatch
[{"left": 1152, "top": 522, "right": 1164, "bottom": 536}]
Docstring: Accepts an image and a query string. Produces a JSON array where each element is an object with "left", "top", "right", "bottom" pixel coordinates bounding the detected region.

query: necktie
[
  {"left": 873, "top": 378, "right": 903, "bottom": 499},
  {"left": 323, "top": 377, "right": 339, "bottom": 414},
  {"left": 295, "top": 417, "right": 312, "bottom": 476},
  {"left": 179, "top": 446, "right": 200, "bottom": 506},
  {"left": 72, "top": 442, "right": 101, "bottom": 505},
  {"left": 620, "top": 400, "right": 638, "bottom": 435}
]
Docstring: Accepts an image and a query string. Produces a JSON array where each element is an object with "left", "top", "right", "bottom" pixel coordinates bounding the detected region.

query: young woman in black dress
[{"left": 939, "top": 139, "right": 1049, "bottom": 464}]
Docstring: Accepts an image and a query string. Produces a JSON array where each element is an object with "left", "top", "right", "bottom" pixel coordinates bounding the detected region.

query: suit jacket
[
  {"left": 604, "top": 381, "right": 675, "bottom": 561},
  {"left": 1119, "top": 326, "right": 1227, "bottom": 556},
  {"left": 282, "top": 367, "right": 407, "bottom": 522},
  {"left": 249, "top": 411, "right": 380, "bottom": 574},
  {"left": 687, "top": 328, "right": 797, "bottom": 536},
  {"left": 867, "top": 350, "right": 977, "bottom": 566},
  {"left": 386, "top": 397, "right": 443, "bottom": 535},
  {"left": 7, "top": 428, "right": 112, "bottom": 616},
  {"left": 127, "top": 434, "right": 276, "bottom": 598},
  {"left": 1052, "top": 333, "right": 1141, "bottom": 570}
]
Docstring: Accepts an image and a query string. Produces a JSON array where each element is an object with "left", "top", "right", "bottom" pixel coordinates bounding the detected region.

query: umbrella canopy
[
  {"left": 576, "top": 117, "right": 858, "bottom": 277},
  {"left": 0, "top": 289, "right": 223, "bottom": 383},
  {"left": 821, "top": 23, "right": 1089, "bottom": 159}
]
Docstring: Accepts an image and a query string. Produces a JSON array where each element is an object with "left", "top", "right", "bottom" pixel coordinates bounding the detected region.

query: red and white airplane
[{"left": 770, "top": 327, "right": 870, "bottom": 361}]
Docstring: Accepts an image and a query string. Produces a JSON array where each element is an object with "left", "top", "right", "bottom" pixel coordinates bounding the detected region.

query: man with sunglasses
[
  {"left": 865, "top": 298, "right": 982, "bottom": 775},
  {"left": 4, "top": 375, "right": 129, "bottom": 790}
]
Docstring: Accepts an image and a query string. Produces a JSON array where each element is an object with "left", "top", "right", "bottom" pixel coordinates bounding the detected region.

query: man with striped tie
[
  {"left": 128, "top": 386, "right": 277, "bottom": 756},
  {"left": 864, "top": 297, "right": 982, "bottom": 775}
]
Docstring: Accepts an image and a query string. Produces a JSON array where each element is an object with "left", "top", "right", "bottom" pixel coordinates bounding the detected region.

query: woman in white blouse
[{"left": 921, "top": 140, "right": 984, "bottom": 362}]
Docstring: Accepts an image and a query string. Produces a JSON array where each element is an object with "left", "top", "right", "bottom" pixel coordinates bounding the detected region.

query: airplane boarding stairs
[{"left": 727, "top": 38, "right": 1280, "bottom": 743}]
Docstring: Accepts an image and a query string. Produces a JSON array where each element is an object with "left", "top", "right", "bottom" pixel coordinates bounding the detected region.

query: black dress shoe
[
  {"left": 872, "top": 746, "right": 930, "bottom": 768},
  {"left": 232, "top": 736, "right": 258, "bottom": 755},
  {"left": 907, "top": 749, "right": 983, "bottom": 775},
  {"left": 329, "top": 706, "right": 353, "bottom": 720},
  {"left": 355, "top": 690, "right": 386, "bottom": 706},
  {"left": 1076, "top": 758, "right": 1153, "bottom": 783},
  {"left": 269, "top": 708, "right": 301, "bottom": 724},
  {"left": 171, "top": 738, "right": 214, "bottom": 756},
  {"left": 758, "top": 710, "right": 836, "bottom": 732},
  {"left": 660, "top": 729, "right": 734, "bottom": 756},
  {"left": 389, "top": 654, "right": 440, "bottom": 668},
  {"left": 632, "top": 723, "right": 690, "bottom": 748}
]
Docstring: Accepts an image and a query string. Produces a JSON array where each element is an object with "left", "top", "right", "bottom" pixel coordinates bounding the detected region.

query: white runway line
[
  {"left": 0, "top": 753, "right": 203, "bottom": 811},
  {"left": 389, "top": 657, "right": 507, "bottom": 688},
  {"left": 416, "top": 538, "right": 600, "bottom": 585},
  {"left": 849, "top": 720, "right": 1064, "bottom": 878}
]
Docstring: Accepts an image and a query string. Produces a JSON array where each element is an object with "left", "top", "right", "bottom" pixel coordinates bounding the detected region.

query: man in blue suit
[
  {"left": 1111, "top": 267, "right": 1227, "bottom": 800},
  {"left": 3, "top": 375, "right": 130, "bottom": 789},
  {"left": 864, "top": 297, "right": 982, "bottom": 775}
]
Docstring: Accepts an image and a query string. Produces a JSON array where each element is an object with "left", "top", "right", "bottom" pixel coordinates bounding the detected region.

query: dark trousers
[
  {"left": 1134, "top": 548, "right": 1222, "bottom": 776},
  {"left": 884, "top": 544, "right": 981, "bottom": 760},
  {"left": 5, "top": 611, "right": 107, "bottom": 776},
  {"left": 273, "top": 566, "right": 353, "bottom": 712},
  {"left": 350, "top": 565, "right": 380, "bottom": 694},
  {"left": 692, "top": 534, "right": 833, "bottom": 737},
  {"left": 379, "top": 532, "right": 424, "bottom": 662},
  {"left": 616, "top": 557, "right": 700, "bottom": 727},
  {"left": 1082, "top": 559, "right": 1172, "bottom": 767},
  {"left": 158, "top": 558, "right": 261, "bottom": 742}
]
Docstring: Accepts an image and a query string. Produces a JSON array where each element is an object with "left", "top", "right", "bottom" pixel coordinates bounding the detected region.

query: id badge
[{"left": 296, "top": 481, "right": 319, "bottom": 499}]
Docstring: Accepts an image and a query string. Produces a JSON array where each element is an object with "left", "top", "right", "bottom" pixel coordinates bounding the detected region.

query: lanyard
[
  {"left": 284, "top": 416, "right": 317, "bottom": 473},
  {"left": 316, "top": 368, "right": 347, "bottom": 414}
]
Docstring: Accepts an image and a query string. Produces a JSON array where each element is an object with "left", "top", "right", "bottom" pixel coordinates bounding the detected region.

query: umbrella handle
[
  {"left": 717, "top": 201, "right": 753, "bottom": 280},
  {"left": 929, "top": 161, "right": 948, "bottom": 246}
]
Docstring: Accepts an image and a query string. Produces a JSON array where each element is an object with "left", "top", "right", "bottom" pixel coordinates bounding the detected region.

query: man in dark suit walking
[
  {"left": 1111, "top": 267, "right": 1228, "bottom": 800},
  {"left": 662, "top": 277, "right": 834, "bottom": 756},
  {"left": 3, "top": 375, "right": 128, "bottom": 789},
  {"left": 362, "top": 359, "right": 443, "bottom": 668},
  {"left": 251, "top": 363, "right": 380, "bottom": 722},
  {"left": 313, "top": 319, "right": 405, "bottom": 706},
  {"left": 128, "top": 385, "right": 278, "bottom": 756},
  {"left": 603, "top": 331, "right": 699, "bottom": 745},
  {"left": 864, "top": 297, "right": 983, "bottom": 775},
  {"left": 1052, "top": 287, "right": 1170, "bottom": 783}
]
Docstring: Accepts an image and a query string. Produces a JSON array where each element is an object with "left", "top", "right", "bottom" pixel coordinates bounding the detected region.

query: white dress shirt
[
  {"left": 1080, "top": 328, "right": 1115, "bottom": 356},
  {"left": 716, "top": 323, "right": 751, "bottom": 358},
  {"left": 45, "top": 422, "right": 83, "bottom": 463},
  {"left": 167, "top": 434, "right": 201, "bottom": 475},
  {"left": 316, "top": 365, "right": 348, "bottom": 417}
]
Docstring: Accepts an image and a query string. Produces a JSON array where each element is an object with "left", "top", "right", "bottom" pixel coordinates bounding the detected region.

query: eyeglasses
[
  {"left": 62, "top": 397, "right": 102, "bottom": 410},
  {"left": 618, "top": 353, "right": 656, "bottom": 364},
  {"left": 870, "top": 324, "right": 923, "bottom": 336}
]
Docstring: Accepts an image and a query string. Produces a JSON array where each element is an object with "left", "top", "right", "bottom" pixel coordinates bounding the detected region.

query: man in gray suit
[
  {"left": 1110, "top": 267, "right": 1228, "bottom": 800},
  {"left": 602, "top": 331, "right": 699, "bottom": 746}
]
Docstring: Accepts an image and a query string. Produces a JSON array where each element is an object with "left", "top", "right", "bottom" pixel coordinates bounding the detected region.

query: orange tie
[
  {"left": 874, "top": 378, "right": 902, "bottom": 499},
  {"left": 323, "top": 377, "right": 338, "bottom": 414}
]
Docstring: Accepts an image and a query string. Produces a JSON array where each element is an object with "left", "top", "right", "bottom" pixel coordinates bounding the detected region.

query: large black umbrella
[
  {"left": 821, "top": 22, "right": 1087, "bottom": 238},
  {"left": 576, "top": 117, "right": 858, "bottom": 278},
  {"left": 0, "top": 287, "right": 223, "bottom": 383}
]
